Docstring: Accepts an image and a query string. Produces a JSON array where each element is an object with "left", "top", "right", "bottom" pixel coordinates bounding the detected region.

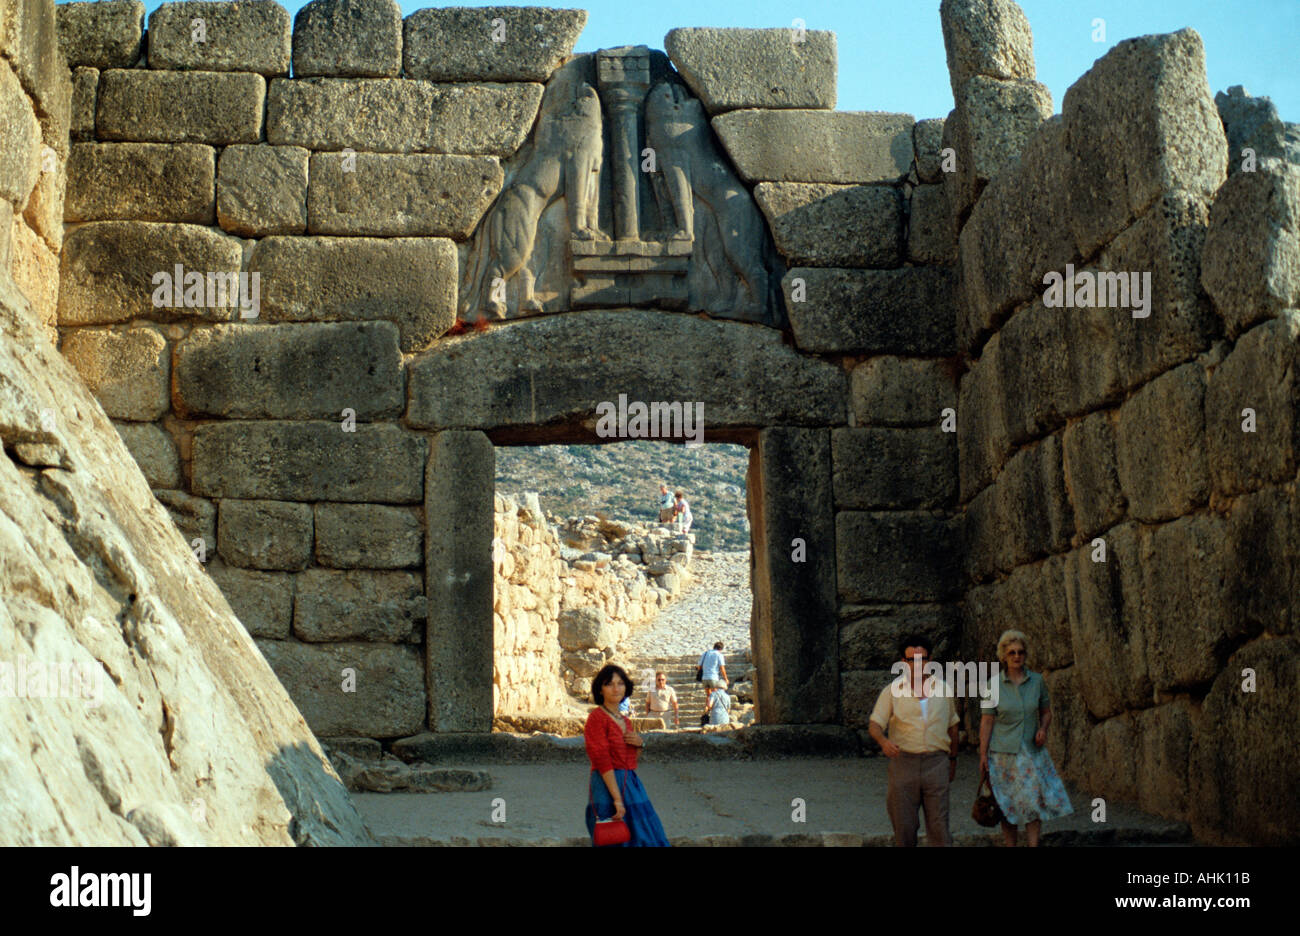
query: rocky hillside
[{"left": 495, "top": 441, "right": 750, "bottom": 551}]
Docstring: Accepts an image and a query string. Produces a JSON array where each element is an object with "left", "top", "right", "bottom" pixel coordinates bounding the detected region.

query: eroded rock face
[{"left": 0, "top": 278, "right": 372, "bottom": 845}]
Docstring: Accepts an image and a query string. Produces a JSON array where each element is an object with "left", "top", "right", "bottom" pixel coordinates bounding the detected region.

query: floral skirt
[
  {"left": 586, "top": 769, "right": 671, "bottom": 847},
  {"left": 988, "top": 742, "right": 1074, "bottom": 826}
]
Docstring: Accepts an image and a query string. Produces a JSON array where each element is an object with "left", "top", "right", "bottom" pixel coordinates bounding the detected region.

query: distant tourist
[
  {"left": 644, "top": 671, "right": 680, "bottom": 729},
  {"left": 657, "top": 484, "right": 675, "bottom": 524},
  {"left": 697, "top": 641, "right": 727, "bottom": 717},
  {"left": 867, "top": 635, "right": 959, "bottom": 847},
  {"left": 583, "top": 664, "right": 671, "bottom": 847},
  {"left": 706, "top": 682, "right": 732, "bottom": 726},
  {"left": 979, "top": 630, "right": 1073, "bottom": 847},
  {"left": 673, "top": 490, "right": 692, "bottom": 534}
]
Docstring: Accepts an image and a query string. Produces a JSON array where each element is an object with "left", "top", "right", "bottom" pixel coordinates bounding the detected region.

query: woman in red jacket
[{"left": 584, "top": 664, "right": 671, "bottom": 847}]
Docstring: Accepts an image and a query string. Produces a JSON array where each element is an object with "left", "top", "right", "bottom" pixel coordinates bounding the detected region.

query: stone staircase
[{"left": 620, "top": 650, "right": 755, "bottom": 724}]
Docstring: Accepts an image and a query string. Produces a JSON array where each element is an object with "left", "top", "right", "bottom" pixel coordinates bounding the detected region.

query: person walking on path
[
  {"left": 583, "top": 664, "right": 671, "bottom": 847},
  {"left": 644, "top": 671, "right": 680, "bottom": 729},
  {"left": 698, "top": 641, "right": 728, "bottom": 717},
  {"left": 657, "top": 484, "right": 675, "bottom": 524},
  {"left": 867, "top": 635, "right": 959, "bottom": 847},
  {"left": 706, "top": 682, "right": 732, "bottom": 725},
  {"left": 979, "top": 630, "right": 1073, "bottom": 847},
  {"left": 673, "top": 490, "right": 692, "bottom": 535}
]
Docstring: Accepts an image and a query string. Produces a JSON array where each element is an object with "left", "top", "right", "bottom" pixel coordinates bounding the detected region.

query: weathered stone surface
[
  {"left": 0, "top": 276, "right": 370, "bottom": 845},
  {"left": 65, "top": 142, "right": 215, "bottom": 223},
  {"left": 558, "top": 606, "right": 614, "bottom": 652},
  {"left": 837, "top": 511, "right": 959, "bottom": 603},
  {"left": 1216, "top": 85, "right": 1300, "bottom": 173},
  {"left": 963, "top": 553, "right": 1071, "bottom": 671},
  {"left": 1207, "top": 314, "right": 1300, "bottom": 496},
  {"left": 0, "top": 60, "right": 41, "bottom": 209},
  {"left": 1062, "top": 29, "right": 1227, "bottom": 258},
  {"left": 293, "top": 0, "right": 400, "bottom": 77},
  {"left": 908, "top": 183, "right": 955, "bottom": 264},
  {"left": 9, "top": 220, "right": 59, "bottom": 332},
  {"left": 1086, "top": 714, "right": 1138, "bottom": 803},
  {"left": 956, "top": 336, "right": 1010, "bottom": 501},
  {"left": 1137, "top": 700, "right": 1194, "bottom": 820},
  {"left": 56, "top": 1, "right": 144, "bottom": 69},
  {"left": 216, "top": 144, "right": 308, "bottom": 236},
  {"left": 70, "top": 66, "right": 97, "bottom": 141},
  {"left": 175, "top": 321, "right": 403, "bottom": 420},
  {"left": 207, "top": 561, "right": 292, "bottom": 638},
  {"left": 1061, "top": 409, "right": 1125, "bottom": 541},
  {"left": 293, "top": 568, "right": 424, "bottom": 642},
  {"left": 562, "top": 648, "right": 603, "bottom": 678},
  {"left": 217, "top": 499, "right": 313, "bottom": 571},
  {"left": 113, "top": 421, "right": 180, "bottom": 489},
  {"left": 402, "top": 7, "right": 586, "bottom": 82},
  {"left": 155, "top": 489, "right": 215, "bottom": 560},
  {"left": 851, "top": 357, "right": 955, "bottom": 428},
  {"left": 314, "top": 503, "right": 422, "bottom": 569},
  {"left": 1063, "top": 524, "right": 1150, "bottom": 719},
  {"left": 21, "top": 147, "right": 64, "bottom": 251},
  {"left": 832, "top": 428, "right": 954, "bottom": 509},
  {"left": 664, "top": 28, "right": 836, "bottom": 114},
  {"left": 754, "top": 182, "right": 900, "bottom": 268},
  {"left": 96, "top": 69, "right": 265, "bottom": 145},
  {"left": 408, "top": 309, "right": 844, "bottom": 430},
  {"left": 250, "top": 235, "right": 455, "bottom": 353},
  {"left": 913, "top": 117, "right": 946, "bottom": 183},
  {"left": 57, "top": 221, "right": 243, "bottom": 325},
  {"left": 839, "top": 604, "right": 960, "bottom": 671},
  {"left": 1201, "top": 159, "right": 1300, "bottom": 338},
  {"left": 147, "top": 1, "right": 290, "bottom": 75},
  {"left": 1190, "top": 636, "right": 1300, "bottom": 845},
  {"left": 713, "top": 110, "right": 913, "bottom": 184},
  {"left": 939, "top": 0, "right": 1035, "bottom": 95},
  {"left": 840, "top": 669, "right": 898, "bottom": 731},
  {"left": 1222, "top": 486, "right": 1295, "bottom": 639},
  {"left": 2, "top": 0, "right": 69, "bottom": 126},
  {"left": 193, "top": 422, "right": 426, "bottom": 502},
  {"left": 1115, "top": 362, "right": 1208, "bottom": 522},
  {"left": 268, "top": 78, "right": 542, "bottom": 157},
  {"left": 59, "top": 326, "right": 169, "bottom": 420},
  {"left": 1042, "top": 666, "right": 1089, "bottom": 781},
  {"left": 426, "top": 431, "right": 494, "bottom": 732},
  {"left": 306, "top": 151, "right": 501, "bottom": 238},
  {"left": 257, "top": 639, "right": 425, "bottom": 737},
  {"left": 783, "top": 267, "right": 955, "bottom": 355}
]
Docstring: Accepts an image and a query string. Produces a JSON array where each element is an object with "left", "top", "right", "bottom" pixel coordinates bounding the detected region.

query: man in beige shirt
[
  {"left": 867, "top": 635, "right": 960, "bottom": 846},
  {"left": 644, "top": 671, "right": 679, "bottom": 728}
]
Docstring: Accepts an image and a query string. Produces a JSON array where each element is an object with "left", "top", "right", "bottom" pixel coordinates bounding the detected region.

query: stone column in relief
[
  {"left": 749, "top": 428, "right": 840, "bottom": 723},
  {"left": 425, "top": 430, "right": 495, "bottom": 732},
  {"left": 597, "top": 46, "right": 651, "bottom": 240}
]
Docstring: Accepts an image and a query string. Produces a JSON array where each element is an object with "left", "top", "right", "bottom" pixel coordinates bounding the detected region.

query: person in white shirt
[{"left": 644, "top": 671, "right": 679, "bottom": 729}]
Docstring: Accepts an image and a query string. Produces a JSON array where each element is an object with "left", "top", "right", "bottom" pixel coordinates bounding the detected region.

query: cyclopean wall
[{"left": 941, "top": 0, "right": 1299, "bottom": 846}]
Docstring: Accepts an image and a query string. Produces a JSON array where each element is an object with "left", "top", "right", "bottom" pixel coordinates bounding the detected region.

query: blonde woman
[{"left": 978, "top": 630, "right": 1073, "bottom": 846}]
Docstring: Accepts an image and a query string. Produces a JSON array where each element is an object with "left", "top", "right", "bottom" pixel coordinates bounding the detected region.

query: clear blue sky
[{"left": 133, "top": 0, "right": 1298, "bottom": 121}]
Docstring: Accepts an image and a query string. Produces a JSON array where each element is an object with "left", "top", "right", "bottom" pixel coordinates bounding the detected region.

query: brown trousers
[{"left": 886, "top": 751, "right": 951, "bottom": 847}]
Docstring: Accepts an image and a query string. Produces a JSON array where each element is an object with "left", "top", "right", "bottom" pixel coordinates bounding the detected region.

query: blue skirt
[{"left": 585, "top": 769, "right": 671, "bottom": 847}]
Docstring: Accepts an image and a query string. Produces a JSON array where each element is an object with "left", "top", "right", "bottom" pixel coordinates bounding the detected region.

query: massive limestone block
[
  {"left": 257, "top": 639, "right": 426, "bottom": 737},
  {"left": 406, "top": 310, "right": 846, "bottom": 431},
  {"left": 836, "top": 511, "right": 960, "bottom": 603},
  {"left": 423, "top": 83, "right": 544, "bottom": 157},
  {"left": 850, "top": 357, "right": 956, "bottom": 428},
  {"left": 9, "top": 220, "right": 59, "bottom": 331},
  {"left": 96, "top": 69, "right": 265, "bottom": 145},
  {"left": 783, "top": 267, "right": 955, "bottom": 355},
  {"left": 22, "top": 149, "right": 66, "bottom": 250},
  {"left": 0, "top": 277, "right": 371, "bottom": 845},
  {"left": 293, "top": 569, "right": 425, "bottom": 642},
  {"left": 55, "top": 0, "right": 144, "bottom": 69},
  {"left": 1201, "top": 159, "right": 1300, "bottom": 338},
  {"left": 113, "top": 421, "right": 180, "bottom": 489},
  {"left": 664, "top": 28, "right": 836, "bottom": 114},
  {"left": 1042, "top": 667, "right": 1089, "bottom": 781},
  {"left": 1137, "top": 700, "right": 1195, "bottom": 821},
  {"left": 65, "top": 142, "right": 215, "bottom": 224},
  {"left": 840, "top": 670, "right": 896, "bottom": 731},
  {"left": 754, "top": 182, "right": 901, "bottom": 268},
  {"left": 192, "top": 421, "right": 426, "bottom": 503},
  {"left": 912, "top": 117, "right": 946, "bottom": 183},
  {"left": 306, "top": 151, "right": 501, "bottom": 238},
  {"left": 147, "top": 1, "right": 290, "bottom": 75},
  {"left": 962, "top": 553, "right": 1071, "bottom": 671},
  {"left": 314, "top": 504, "right": 422, "bottom": 569},
  {"left": 0, "top": 60, "right": 41, "bottom": 209},
  {"left": 1222, "top": 486, "right": 1295, "bottom": 639},
  {"left": 956, "top": 336, "right": 1011, "bottom": 502},
  {"left": 907, "top": 183, "right": 955, "bottom": 265},
  {"left": 841, "top": 604, "right": 960, "bottom": 671},
  {"left": 155, "top": 489, "right": 215, "bottom": 560},
  {"left": 1206, "top": 314, "right": 1300, "bottom": 496},
  {"left": 59, "top": 325, "right": 169, "bottom": 421},
  {"left": 1190, "top": 636, "right": 1300, "bottom": 845},
  {"left": 217, "top": 143, "right": 308, "bottom": 236},
  {"left": 217, "top": 498, "right": 313, "bottom": 571},
  {"left": 713, "top": 110, "right": 913, "bottom": 184},
  {"left": 1115, "top": 362, "right": 1209, "bottom": 522},
  {"left": 939, "top": 0, "right": 1035, "bottom": 96},
  {"left": 293, "top": 0, "right": 401, "bottom": 78},
  {"left": 1061, "top": 409, "right": 1125, "bottom": 541},
  {"left": 57, "top": 221, "right": 244, "bottom": 325},
  {"left": 1215, "top": 85, "right": 1300, "bottom": 173},
  {"left": 208, "top": 561, "right": 292, "bottom": 639},
  {"left": 1062, "top": 29, "right": 1227, "bottom": 259},
  {"left": 251, "top": 236, "right": 456, "bottom": 352},
  {"left": 174, "top": 321, "right": 404, "bottom": 420},
  {"left": 2, "top": 0, "right": 70, "bottom": 128},
  {"left": 70, "top": 66, "right": 96, "bottom": 140},
  {"left": 402, "top": 6, "right": 586, "bottom": 82},
  {"left": 831, "top": 427, "right": 955, "bottom": 510},
  {"left": 1086, "top": 715, "right": 1138, "bottom": 803}
]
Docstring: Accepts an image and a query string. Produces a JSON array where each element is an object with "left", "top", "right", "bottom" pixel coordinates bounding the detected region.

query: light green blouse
[{"left": 986, "top": 669, "right": 1049, "bottom": 754}]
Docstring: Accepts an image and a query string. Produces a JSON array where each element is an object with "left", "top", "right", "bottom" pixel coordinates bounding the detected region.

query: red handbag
[{"left": 590, "top": 770, "right": 631, "bottom": 847}]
